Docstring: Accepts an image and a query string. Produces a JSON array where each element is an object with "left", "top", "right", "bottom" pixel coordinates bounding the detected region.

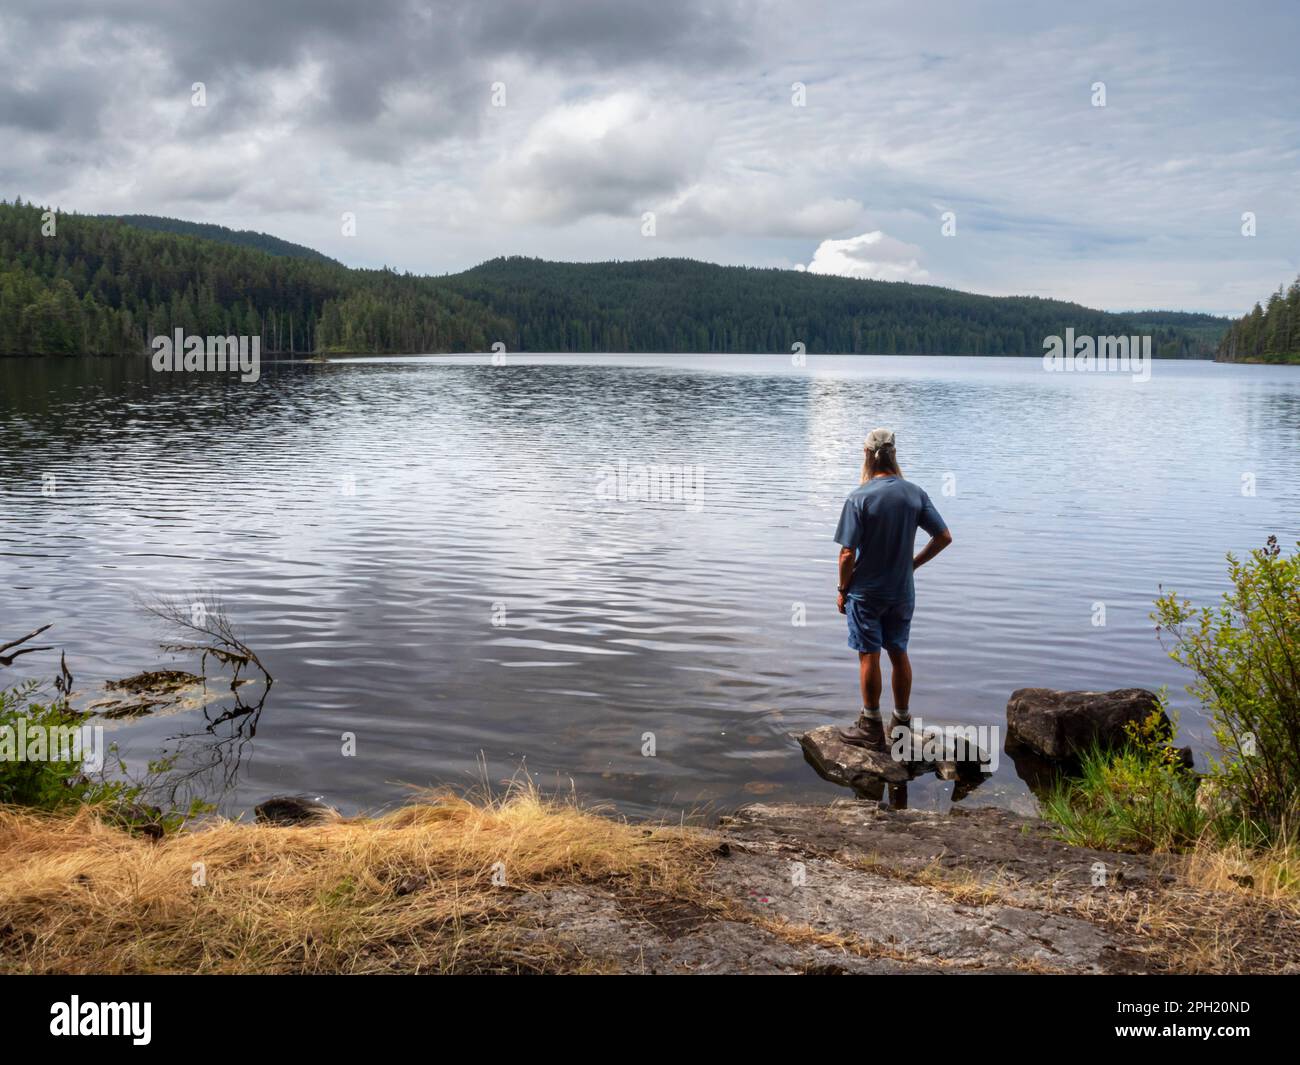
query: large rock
[
  {"left": 1005, "top": 688, "right": 1167, "bottom": 764},
  {"left": 254, "top": 795, "right": 338, "bottom": 826},
  {"left": 800, "top": 726, "right": 910, "bottom": 793}
]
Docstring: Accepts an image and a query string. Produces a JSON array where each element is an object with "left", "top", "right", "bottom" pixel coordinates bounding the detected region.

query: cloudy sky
[{"left": 2, "top": 0, "right": 1297, "bottom": 314}]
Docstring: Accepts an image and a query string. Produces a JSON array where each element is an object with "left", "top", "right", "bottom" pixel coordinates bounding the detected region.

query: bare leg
[
  {"left": 885, "top": 647, "right": 911, "bottom": 712},
  {"left": 840, "top": 651, "right": 887, "bottom": 751},
  {"left": 859, "top": 652, "right": 882, "bottom": 709}
]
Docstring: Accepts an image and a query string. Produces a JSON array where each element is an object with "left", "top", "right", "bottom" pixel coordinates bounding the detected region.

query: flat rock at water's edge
[
  {"left": 800, "top": 726, "right": 911, "bottom": 790},
  {"left": 799, "top": 724, "right": 992, "bottom": 797},
  {"left": 535, "top": 801, "right": 1180, "bottom": 974}
]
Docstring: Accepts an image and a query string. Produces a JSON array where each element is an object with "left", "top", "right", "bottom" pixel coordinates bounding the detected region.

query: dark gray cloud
[
  {"left": 465, "top": 0, "right": 754, "bottom": 66},
  {"left": 0, "top": 81, "right": 102, "bottom": 136},
  {"left": 1, "top": 0, "right": 756, "bottom": 160}
]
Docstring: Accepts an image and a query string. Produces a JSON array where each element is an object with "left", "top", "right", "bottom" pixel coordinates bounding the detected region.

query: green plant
[
  {"left": 1, "top": 681, "right": 110, "bottom": 809},
  {"left": 1154, "top": 536, "right": 1300, "bottom": 842},
  {"left": 1040, "top": 699, "right": 1205, "bottom": 852},
  {"left": 0, "top": 681, "right": 207, "bottom": 832}
]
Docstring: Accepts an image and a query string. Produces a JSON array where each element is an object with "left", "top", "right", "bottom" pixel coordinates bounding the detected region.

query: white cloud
[
  {"left": 497, "top": 93, "right": 709, "bottom": 224},
  {"left": 667, "top": 183, "right": 864, "bottom": 239},
  {"left": 804, "top": 231, "right": 929, "bottom": 282}
]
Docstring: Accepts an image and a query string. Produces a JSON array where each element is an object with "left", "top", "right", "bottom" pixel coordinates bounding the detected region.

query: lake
[{"left": 1, "top": 354, "right": 1297, "bottom": 820}]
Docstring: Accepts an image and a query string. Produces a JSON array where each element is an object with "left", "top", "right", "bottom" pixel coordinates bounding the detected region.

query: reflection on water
[
  {"left": 148, "top": 678, "right": 269, "bottom": 815},
  {"left": 1, "top": 354, "right": 1298, "bottom": 819}
]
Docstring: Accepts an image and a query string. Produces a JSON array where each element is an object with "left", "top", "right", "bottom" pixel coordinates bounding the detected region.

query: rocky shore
[
  {"left": 439, "top": 687, "right": 1295, "bottom": 974},
  {"left": 514, "top": 800, "right": 1170, "bottom": 973},
  {"left": 6, "top": 685, "right": 1295, "bottom": 974}
]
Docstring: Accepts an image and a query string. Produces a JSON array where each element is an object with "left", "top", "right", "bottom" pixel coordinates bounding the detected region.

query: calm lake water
[{"left": 2, "top": 354, "right": 1297, "bottom": 819}]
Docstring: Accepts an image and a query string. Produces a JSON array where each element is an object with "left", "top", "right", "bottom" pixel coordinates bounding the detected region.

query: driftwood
[
  {"left": 0, "top": 624, "right": 54, "bottom": 667},
  {"left": 54, "top": 651, "right": 73, "bottom": 697}
]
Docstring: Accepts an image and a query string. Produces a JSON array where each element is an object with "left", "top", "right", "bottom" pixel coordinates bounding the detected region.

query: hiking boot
[
  {"left": 838, "top": 711, "right": 887, "bottom": 753},
  {"left": 887, "top": 711, "right": 913, "bottom": 757}
]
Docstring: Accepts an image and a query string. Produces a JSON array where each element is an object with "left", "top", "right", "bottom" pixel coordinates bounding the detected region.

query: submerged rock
[
  {"left": 106, "top": 670, "right": 203, "bottom": 695},
  {"left": 100, "top": 699, "right": 166, "bottom": 720},
  {"left": 85, "top": 670, "right": 252, "bottom": 720},
  {"left": 254, "top": 795, "right": 338, "bottom": 826}
]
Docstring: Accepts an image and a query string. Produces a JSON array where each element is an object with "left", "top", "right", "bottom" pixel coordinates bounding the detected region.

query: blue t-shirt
[{"left": 834, "top": 477, "right": 947, "bottom": 604}]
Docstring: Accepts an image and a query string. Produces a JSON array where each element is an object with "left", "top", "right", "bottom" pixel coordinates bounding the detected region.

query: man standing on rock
[{"left": 834, "top": 428, "right": 952, "bottom": 753}]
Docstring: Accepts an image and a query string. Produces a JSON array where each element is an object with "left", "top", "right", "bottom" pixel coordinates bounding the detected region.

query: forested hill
[
  {"left": 1216, "top": 277, "right": 1300, "bottom": 363},
  {"left": 0, "top": 200, "right": 508, "bottom": 355},
  {"left": 1124, "top": 310, "right": 1235, "bottom": 353},
  {"left": 1, "top": 199, "right": 1227, "bottom": 357},
  {"left": 104, "top": 215, "right": 340, "bottom": 265},
  {"left": 445, "top": 256, "right": 1227, "bottom": 357}
]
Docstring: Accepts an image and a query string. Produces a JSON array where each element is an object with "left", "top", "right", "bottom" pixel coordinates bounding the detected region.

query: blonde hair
[{"left": 861, "top": 441, "right": 903, "bottom": 483}]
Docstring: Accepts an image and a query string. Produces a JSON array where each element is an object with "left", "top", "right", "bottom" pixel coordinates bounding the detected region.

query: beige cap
[{"left": 864, "top": 428, "right": 896, "bottom": 455}]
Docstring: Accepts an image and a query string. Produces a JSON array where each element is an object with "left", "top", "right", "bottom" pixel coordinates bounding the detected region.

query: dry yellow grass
[
  {"left": 1049, "top": 837, "right": 1300, "bottom": 974},
  {"left": 1178, "top": 837, "right": 1300, "bottom": 901},
  {"left": 0, "top": 788, "right": 712, "bottom": 974},
  {"left": 1130, "top": 841, "right": 1300, "bottom": 973}
]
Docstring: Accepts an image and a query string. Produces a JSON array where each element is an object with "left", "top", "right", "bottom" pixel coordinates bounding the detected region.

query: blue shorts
[{"left": 846, "top": 597, "right": 913, "bottom": 654}]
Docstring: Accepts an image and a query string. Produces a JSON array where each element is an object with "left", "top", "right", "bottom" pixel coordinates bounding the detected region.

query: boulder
[
  {"left": 1005, "top": 687, "right": 1167, "bottom": 765},
  {"left": 254, "top": 795, "right": 338, "bottom": 826},
  {"left": 800, "top": 723, "right": 992, "bottom": 800},
  {"left": 801, "top": 726, "right": 910, "bottom": 795}
]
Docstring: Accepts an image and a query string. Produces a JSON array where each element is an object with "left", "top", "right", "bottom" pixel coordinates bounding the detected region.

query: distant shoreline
[{"left": 7, "top": 350, "right": 1279, "bottom": 362}]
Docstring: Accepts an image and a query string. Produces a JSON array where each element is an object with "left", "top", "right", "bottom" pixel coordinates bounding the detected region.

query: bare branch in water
[
  {"left": 144, "top": 594, "right": 273, "bottom": 692},
  {"left": 0, "top": 623, "right": 54, "bottom": 667},
  {"left": 54, "top": 651, "right": 73, "bottom": 698}
]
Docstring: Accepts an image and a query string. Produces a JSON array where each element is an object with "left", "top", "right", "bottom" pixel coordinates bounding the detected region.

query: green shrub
[
  {"left": 1, "top": 681, "right": 114, "bottom": 809},
  {"left": 1040, "top": 701, "right": 1205, "bottom": 852},
  {"left": 0, "top": 681, "right": 205, "bottom": 831},
  {"left": 1154, "top": 536, "right": 1300, "bottom": 843}
]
